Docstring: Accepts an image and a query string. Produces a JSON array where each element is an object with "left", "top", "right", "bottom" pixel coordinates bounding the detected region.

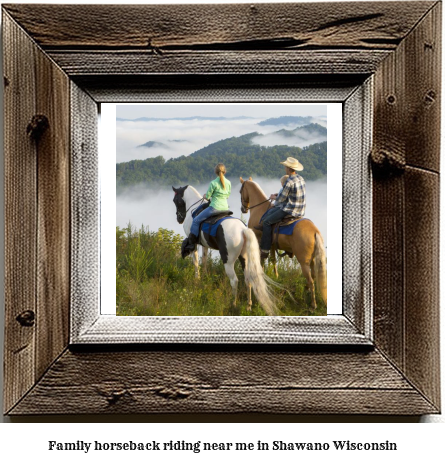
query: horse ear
[
  {"left": 172, "top": 186, "right": 177, "bottom": 192},
  {"left": 249, "top": 176, "right": 253, "bottom": 181},
  {"left": 239, "top": 177, "right": 244, "bottom": 183}
]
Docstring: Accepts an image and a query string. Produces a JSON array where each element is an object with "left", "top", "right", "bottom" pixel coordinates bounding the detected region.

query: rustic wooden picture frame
[{"left": 3, "top": 2, "right": 441, "bottom": 415}]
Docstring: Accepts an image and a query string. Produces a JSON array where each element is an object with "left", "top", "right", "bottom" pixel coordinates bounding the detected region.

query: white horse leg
[
  {"left": 201, "top": 246, "right": 208, "bottom": 273},
  {"left": 192, "top": 249, "right": 200, "bottom": 279},
  {"left": 224, "top": 261, "right": 239, "bottom": 307}
]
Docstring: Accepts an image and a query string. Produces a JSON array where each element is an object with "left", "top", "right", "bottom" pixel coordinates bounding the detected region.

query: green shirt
[{"left": 206, "top": 177, "right": 231, "bottom": 210}]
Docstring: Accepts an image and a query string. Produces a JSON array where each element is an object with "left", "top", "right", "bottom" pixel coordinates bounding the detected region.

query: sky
[{"left": 116, "top": 103, "right": 328, "bottom": 120}]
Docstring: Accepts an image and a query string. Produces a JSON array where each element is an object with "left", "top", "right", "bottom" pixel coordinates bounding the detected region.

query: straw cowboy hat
[{"left": 280, "top": 157, "right": 304, "bottom": 171}]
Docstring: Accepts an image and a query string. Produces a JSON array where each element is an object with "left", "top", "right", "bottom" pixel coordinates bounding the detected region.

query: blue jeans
[
  {"left": 191, "top": 206, "right": 217, "bottom": 236},
  {"left": 259, "top": 207, "right": 289, "bottom": 251}
]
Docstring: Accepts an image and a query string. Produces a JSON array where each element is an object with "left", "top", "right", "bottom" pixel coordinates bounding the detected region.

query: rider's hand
[{"left": 270, "top": 194, "right": 278, "bottom": 200}]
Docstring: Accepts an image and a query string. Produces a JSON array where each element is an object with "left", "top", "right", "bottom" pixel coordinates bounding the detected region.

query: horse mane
[
  {"left": 187, "top": 185, "right": 202, "bottom": 198},
  {"left": 249, "top": 181, "right": 268, "bottom": 200}
]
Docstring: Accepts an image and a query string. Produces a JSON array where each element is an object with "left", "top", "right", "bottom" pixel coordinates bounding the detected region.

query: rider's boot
[{"left": 181, "top": 233, "right": 199, "bottom": 259}]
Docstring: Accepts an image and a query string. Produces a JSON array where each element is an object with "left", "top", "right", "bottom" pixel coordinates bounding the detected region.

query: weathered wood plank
[
  {"left": 372, "top": 174, "right": 405, "bottom": 368},
  {"left": 3, "top": 2, "right": 435, "bottom": 50},
  {"left": 3, "top": 12, "right": 37, "bottom": 414},
  {"left": 342, "top": 81, "right": 373, "bottom": 335},
  {"left": 9, "top": 349, "right": 437, "bottom": 415},
  {"left": 404, "top": 168, "right": 440, "bottom": 410},
  {"left": 75, "top": 74, "right": 364, "bottom": 103},
  {"left": 404, "top": 2, "right": 441, "bottom": 171},
  {"left": 35, "top": 44, "right": 71, "bottom": 380},
  {"left": 47, "top": 50, "right": 390, "bottom": 76},
  {"left": 70, "top": 83, "right": 99, "bottom": 339},
  {"left": 371, "top": 3, "right": 441, "bottom": 412},
  {"left": 372, "top": 45, "right": 406, "bottom": 370},
  {"left": 3, "top": 2, "right": 441, "bottom": 417}
]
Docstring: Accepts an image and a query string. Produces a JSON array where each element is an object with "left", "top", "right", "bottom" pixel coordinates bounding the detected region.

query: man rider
[{"left": 259, "top": 157, "right": 306, "bottom": 259}]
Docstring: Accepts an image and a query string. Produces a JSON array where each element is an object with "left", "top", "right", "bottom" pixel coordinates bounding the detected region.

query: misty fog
[
  {"left": 251, "top": 128, "right": 327, "bottom": 148},
  {"left": 116, "top": 116, "right": 327, "bottom": 163},
  {"left": 116, "top": 177, "right": 328, "bottom": 251}
]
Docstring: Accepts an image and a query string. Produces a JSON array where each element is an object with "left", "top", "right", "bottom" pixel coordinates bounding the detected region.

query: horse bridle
[
  {"left": 174, "top": 194, "right": 207, "bottom": 223},
  {"left": 240, "top": 181, "right": 272, "bottom": 213}
]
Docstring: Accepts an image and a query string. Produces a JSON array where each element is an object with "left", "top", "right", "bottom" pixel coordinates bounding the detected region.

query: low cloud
[{"left": 116, "top": 177, "right": 327, "bottom": 250}]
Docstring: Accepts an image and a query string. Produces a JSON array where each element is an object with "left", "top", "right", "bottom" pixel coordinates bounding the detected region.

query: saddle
[
  {"left": 198, "top": 210, "right": 234, "bottom": 242},
  {"left": 202, "top": 210, "right": 233, "bottom": 226},
  {"left": 191, "top": 203, "right": 233, "bottom": 225},
  {"left": 272, "top": 216, "right": 301, "bottom": 258},
  {"left": 191, "top": 202, "right": 210, "bottom": 218},
  {"left": 182, "top": 209, "right": 234, "bottom": 253},
  {"left": 255, "top": 215, "right": 304, "bottom": 259}
]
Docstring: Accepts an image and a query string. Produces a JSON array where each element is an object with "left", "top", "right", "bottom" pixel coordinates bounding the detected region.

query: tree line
[{"left": 117, "top": 136, "right": 327, "bottom": 191}]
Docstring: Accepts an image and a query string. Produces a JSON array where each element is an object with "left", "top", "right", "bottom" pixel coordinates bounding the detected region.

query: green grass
[{"left": 116, "top": 224, "right": 327, "bottom": 316}]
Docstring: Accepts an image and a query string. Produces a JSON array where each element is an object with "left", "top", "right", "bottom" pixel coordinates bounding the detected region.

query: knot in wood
[
  {"left": 105, "top": 390, "right": 128, "bottom": 405},
  {"left": 154, "top": 386, "right": 191, "bottom": 400},
  {"left": 370, "top": 148, "right": 405, "bottom": 177},
  {"left": 16, "top": 310, "right": 35, "bottom": 327},
  {"left": 27, "top": 115, "right": 49, "bottom": 141}
]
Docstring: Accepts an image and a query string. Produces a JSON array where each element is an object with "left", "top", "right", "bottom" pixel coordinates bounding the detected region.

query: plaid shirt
[{"left": 274, "top": 174, "right": 306, "bottom": 217}]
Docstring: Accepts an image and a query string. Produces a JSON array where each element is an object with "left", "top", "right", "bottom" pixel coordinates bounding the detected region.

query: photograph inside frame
[{"left": 115, "top": 104, "right": 329, "bottom": 317}]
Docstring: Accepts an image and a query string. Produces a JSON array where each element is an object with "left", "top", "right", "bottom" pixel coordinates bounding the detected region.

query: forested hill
[
  {"left": 257, "top": 116, "right": 314, "bottom": 126},
  {"left": 117, "top": 134, "right": 327, "bottom": 190}
]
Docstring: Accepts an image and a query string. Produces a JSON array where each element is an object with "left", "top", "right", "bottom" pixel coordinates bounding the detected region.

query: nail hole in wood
[{"left": 425, "top": 90, "right": 436, "bottom": 105}]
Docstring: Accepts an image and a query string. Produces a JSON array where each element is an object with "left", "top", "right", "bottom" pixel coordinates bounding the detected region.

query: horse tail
[
  {"left": 243, "top": 228, "right": 276, "bottom": 316},
  {"left": 313, "top": 232, "right": 327, "bottom": 304}
]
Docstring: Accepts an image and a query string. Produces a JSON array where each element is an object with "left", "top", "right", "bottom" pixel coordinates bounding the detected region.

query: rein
[
  {"left": 186, "top": 197, "right": 207, "bottom": 214},
  {"left": 175, "top": 196, "right": 207, "bottom": 221},
  {"left": 240, "top": 182, "right": 272, "bottom": 210}
]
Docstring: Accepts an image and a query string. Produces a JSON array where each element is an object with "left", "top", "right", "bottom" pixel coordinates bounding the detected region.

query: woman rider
[{"left": 182, "top": 163, "right": 231, "bottom": 258}]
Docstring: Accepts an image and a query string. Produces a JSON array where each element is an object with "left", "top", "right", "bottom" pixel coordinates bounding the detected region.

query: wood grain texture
[
  {"left": 2, "top": 2, "right": 435, "bottom": 50},
  {"left": 372, "top": 15, "right": 409, "bottom": 371},
  {"left": 404, "top": 168, "right": 440, "bottom": 408},
  {"left": 73, "top": 74, "right": 364, "bottom": 103},
  {"left": 3, "top": 2, "right": 441, "bottom": 416},
  {"left": 70, "top": 83, "right": 99, "bottom": 339},
  {"left": 3, "top": 13, "right": 37, "bottom": 414},
  {"left": 371, "top": 1, "right": 441, "bottom": 172},
  {"left": 342, "top": 81, "right": 372, "bottom": 336},
  {"left": 46, "top": 50, "right": 390, "bottom": 76},
  {"left": 404, "top": 2, "right": 441, "bottom": 171},
  {"left": 9, "top": 349, "right": 438, "bottom": 415},
  {"left": 372, "top": 3, "right": 441, "bottom": 411},
  {"left": 372, "top": 174, "right": 405, "bottom": 369},
  {"left": 35, "top": 39, "right": 71, "bottom": 382}
]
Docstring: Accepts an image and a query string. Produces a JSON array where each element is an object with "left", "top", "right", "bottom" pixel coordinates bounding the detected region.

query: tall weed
[{"left": 116, "top": 224, "right": 327, "bottom": 316}]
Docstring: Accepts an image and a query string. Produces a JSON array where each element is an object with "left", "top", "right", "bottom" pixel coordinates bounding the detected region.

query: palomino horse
[
  {"left": 172, "top": 185, "right": 276, "bottom": 315},
  {"left": 239, "top": 177, "right": 327, "bottom": 309}
]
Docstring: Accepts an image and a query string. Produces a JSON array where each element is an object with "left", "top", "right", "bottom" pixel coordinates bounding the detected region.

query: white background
[{"left": 0, "top": 0, "right": 444, "bottom": 461}]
